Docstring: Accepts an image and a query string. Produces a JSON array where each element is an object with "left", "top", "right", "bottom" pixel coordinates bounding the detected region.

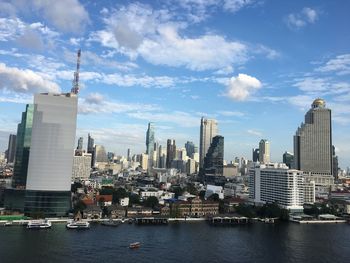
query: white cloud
[
  {"left": 128, "top": 111, "right": 200, "bottom": 127},
  {"left": 217, "top": 110, "right": 245, "bottom": 117},
  {"left": 79, "top": 92, "right": 159, "bottom": 115},
  {"left": 16, "top": 0, "right": 90, "bottom": 33},
  {"left": 225, "top": 73, "right": 262, "bottom": 101},
  {"left": 247, "top": 129, "right": 262, "bottom": 136},
  {"left": 223, "top": 0, "right": 253, "bottom": 12},
  {"left": 316, "top": 54, "right": 350, "bottom": 75},
  {"left": 102, "top": 73, "right": 176, "bottom": 88},
  {"left": 0, "top": 63, "right": 60, "bottom": 93},
  {"left": 293, "top": 77, "right": 350, "bottom": 96},
  {"left": 286, "top": 7, "right": 319, "bottom": 29}
]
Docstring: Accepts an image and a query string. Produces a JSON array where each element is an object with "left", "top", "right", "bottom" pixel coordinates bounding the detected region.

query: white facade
[
  {"left": 304, "top": 180, "right": 315, "bottom": 204},
  {"left": 72, "top": 153, "right": 91, "bottom": 180},
  {"left": 26, "top": 93, "right": 78, "bottom": 191},
  {"left": 141, "top": 153, "right": 148, "bottom": 170},
  {"left": 205, "top": 184, "right": 224, "bottom": 200},
  {"left": 199, "top": 118, "right": 218, "bottom": 168},
  {"left": 249, "top": 163, "right": 304, "bottom": 211},
  {"left": 119, "top": 197, "right": 129, "bottom": 207},
  {"left": 259, "top": 139, "right": 270, "bottom": 164}
]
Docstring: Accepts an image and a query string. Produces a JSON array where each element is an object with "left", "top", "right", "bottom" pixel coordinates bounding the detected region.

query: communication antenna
[{"left": 71, "top": 49, "right": 81, "bottom": 94}]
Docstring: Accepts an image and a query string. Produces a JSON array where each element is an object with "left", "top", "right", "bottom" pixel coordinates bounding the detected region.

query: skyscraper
[
  {"left": 283, "top": 151, "right": 294, "bottom": 169},
  {"left": 146, "top": 122, "right": 155, "bottom": 155},
  {"left": 95, "top": 145, "right": 108, "bottom": 163},
  {"left": 166, "top": 139, "right": 176, "bottom": 169},
  {"left": 127, "top": 148, "right": 131, "bottom": 161},
  {"left": 259, "top": 139, "right": 270, "bottom": 164},
  {"left": 294, "top": 98, "right": 332, "bottom": 175},
  {"left": 77, "top": 137, "right": 83, "bottom": 150},
  {"left": 185, "top": 141, "right": 196, "bottom": 158},
  {"left": 203, "top": 135, "right": 224, "bottom": 175},
  {"left": 24, "top": 93, "right": 78, "bottom": 217},
  {"left": 199, "top": 117, "right": 218, "bottom": 168},
  {"left": 6, "top": 134, "right": 16, "bottom": 164},
  {"left": 87, "top": 133, "right": 95, "bottom": 167},
  {"left": 252, "top": 148, "right": 259, "bottom": 162},
  {"left": 12, "top": 104, "right": 34, "bottom": 189}
]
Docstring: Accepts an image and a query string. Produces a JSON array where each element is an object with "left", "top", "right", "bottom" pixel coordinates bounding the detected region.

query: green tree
[
  {"left": 144, "top": 196, "right": 159, "bottom": 209},
  {"left": 99, "top": 187, "right": 114, "bottom": 195},
  {"left": 186, "top": 183, "right": 198, "bottom": 195},
  {"left": 198, "top": 190, "right": 206, "bottom": 200},
  {"left": 112, "top": 188, "right": 128, "bottom": 204},
  {"left": 171, "top": 186, "right": 184, "bottom": 198},
  {"left": 208, "top": 193, "right": 220, "bottom": 202},
  {"left": 73, "top": 200, "right": 87, "bottom": 214},
  {"left": 129, "top": 193, "right": 140, "bottom": 207},
  {"left": 71, "top": 182, "right": 83, "bottom": 193}
]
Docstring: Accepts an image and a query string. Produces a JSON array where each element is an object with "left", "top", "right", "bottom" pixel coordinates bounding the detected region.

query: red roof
[{"left": 96, "top": 195, "right": 113, "bottom": 202}]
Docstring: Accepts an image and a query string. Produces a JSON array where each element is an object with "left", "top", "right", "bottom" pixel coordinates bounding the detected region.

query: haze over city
[{"left": 0, "top": 0, "right": 349, "bottom": 167}]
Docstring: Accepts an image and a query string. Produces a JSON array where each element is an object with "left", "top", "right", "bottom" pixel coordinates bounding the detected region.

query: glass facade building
[
  {"left": 199, "top": 118, "right": 218, "bottom": 168},
  {"left": 204, "top": 135, "right": 224, "bottom": 175}
]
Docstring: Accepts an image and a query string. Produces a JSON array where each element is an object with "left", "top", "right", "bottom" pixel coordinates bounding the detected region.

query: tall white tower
[
  {"left": 199, "top": 117, "right": 218, "bottom": 168},
  {"left": 259, "top": 139, "right": 270, "bottom": 164}
]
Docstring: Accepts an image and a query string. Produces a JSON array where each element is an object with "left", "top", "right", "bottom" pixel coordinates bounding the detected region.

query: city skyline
[{"left": 0, "top": 1, "right": 349, "bottom": 167}]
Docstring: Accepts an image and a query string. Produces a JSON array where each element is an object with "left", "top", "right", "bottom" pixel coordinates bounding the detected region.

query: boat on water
[
  {"left": 66, "top": 220, "right": 90, "bottom": 229},
  {"left": 0, "top": 221, "right": 13, "bottom": 226},
  {"left": 101, "top": 219, "right": 121, "bottom": 227},
  {"left": 129, "top": 242, "right": 141, "bottom": 249},
  {"left": 27, "top": 220, "right": 52, "bottom": 229}
]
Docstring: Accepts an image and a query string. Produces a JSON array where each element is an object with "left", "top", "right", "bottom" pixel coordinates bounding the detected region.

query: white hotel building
[{"left": 249, "top": 163, "right": 304, "bottom": 211}]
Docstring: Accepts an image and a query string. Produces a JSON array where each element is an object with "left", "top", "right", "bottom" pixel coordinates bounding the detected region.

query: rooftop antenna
[{"left": 71, "top": 49, "right": 81, "bottom": 94}]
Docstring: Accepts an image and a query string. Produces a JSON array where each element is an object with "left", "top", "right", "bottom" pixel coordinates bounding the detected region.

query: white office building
[
  {"left": 249, "top": 163, "right": 304, "bottom": 211},
  {"left": 25, "top": 93, "right": 78, "bottom": 216},
  {"left": 199, "top": 117, "right": 218, "bottom": 168}
]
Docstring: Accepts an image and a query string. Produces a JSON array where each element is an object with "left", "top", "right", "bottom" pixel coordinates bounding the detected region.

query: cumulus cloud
[
  {"left": 0, "top": 63, "right": 60, "bottom": 93},
  {"left": 225, "top": 73, "right": 262, "bottom": 101},
  {"left": 286, "top": 7, "right": 319, "bottom": 29},
  {"left": 223, "top": 0, "right": 254, "bottom": 12}
]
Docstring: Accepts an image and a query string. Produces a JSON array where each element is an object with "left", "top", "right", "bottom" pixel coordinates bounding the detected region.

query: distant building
[
  {"left": 95, "top": 145, "right": 108, "bottom": 163},
  {"left": 185, "top": 141, "right": 196, "bottom": 158},
  {"left": 199, "top": 117, "right": 218, "bottom": 168},
  {"left": 87, "top": 133, "right": 95, "bottom": 167},
  {"left": 283, "top": 151, "right": 294, "bottom": 168},
  {"left": 223, "top": 164, "right": 239, "bottom": 178},
  {"left": 169, "top": 196, "right": 219, "bottom": 217},
  {"left": 127, "top": 148, "right": 131, "bottom": 161},
  {"left": 252, "top": 148, "right": 259, "bottom": 162},
  {"left": 77, "top": 137, "right": 83, "bottom": 150},
  {"left": 166, "top": 139, "right": 176, "bottom": 169},
  {"left": 332, "top": 146, "right": 338, "bottom": 180},
  {"left": 6, "top": 134, "right": 16, "bottom": 164},
  {"left": 249, "top": 163, "right": 304, "bottom": 211},
  {"left": 146, "top": 122, "right": 155, "bottom": 156},
  {"left": 259, "top": 139, "right": 270, "bottom": 164},
  {"left": 294, "top": 98, "right": 332, "bottom": 175},
  {"left": 186, "top": 159, "right": 196, "bottom": 174},
  {"left": 304, "top": 180, "right": 315, "bottom": 204},
  {"left": 141, "top": 153, "right": 148, "bottom": 170},
  {"left": 12, "top": 104, "right": 34, "bottom": 189},
  {"left": 204, "top": 135, "right": 224, "bottom": 176},
  {"left": 24, "top": 93, "right": 78, "bottom": 217},
  {"left": 72, "top": 153, "right": 92, "bottom": 180},
  {"left": 205, "top": 185, "right": 224, "bottom": 200}
]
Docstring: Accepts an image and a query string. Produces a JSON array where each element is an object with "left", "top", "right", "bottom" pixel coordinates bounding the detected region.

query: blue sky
[{"left": 0, "top": 0, "right": 349, "bottom": 168}]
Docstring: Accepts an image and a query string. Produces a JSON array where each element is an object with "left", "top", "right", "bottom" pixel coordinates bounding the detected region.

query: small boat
[
  {"left": 0, "top": 221, "right": 12, "bottom": 226},
  {"left": 101, "top": 219, "right": 121, "bottom": 227},
  {"left": 27, "top": 220, "right": 51, "bottom": 229},
  {"left": 129, "top": 242, "right": 141, "bottom": 249},
  {"left": 66, "top": 220, "right": 90, "bottom": 229}
]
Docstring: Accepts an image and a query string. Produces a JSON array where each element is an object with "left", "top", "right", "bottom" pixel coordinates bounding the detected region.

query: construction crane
[{"left": 71, "top": 49, "right": 81, "bottom": 94}]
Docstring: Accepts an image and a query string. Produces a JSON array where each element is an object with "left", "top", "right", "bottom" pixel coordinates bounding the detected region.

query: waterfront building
[
  {"left": 166, "top": 139, "right": 176, "bottom": 169},
  {"left": 199, "top": 118, "right": 218, "bottom": 168},
  {"left": 304, "top": 180, "right": 315, "bottom": 204},
  {"left": 294, "top": 98, "right": 332, "bottom": 176},
  {"left": 249, "top": 163, "right": 304, "bottom": 211},
  {"left": 169, "top": 196, "right": 219, "bottom": 217},
  {"left": 252, "top": 148, "right": 259, "bottom": 162},
  {"left": 203, "top": 135, "right": 224, "bottom": 176},
  {"left": 6, "top": 134, "right": 16, "bottom": 164},
  {"left": 12, "top": 104, "right": 34, "bottom": 189},
  {"left": 24, "top": 93, "right": 78, "bottom": 217},
  {"left": 283, "top": 151, "right": 294, "bottom": 169},
  {"left": 259, "top": 139, "right": 270, "bottom": 164},
  {"left": 72, "top": 153, "right": 92, "bottom": 180}
]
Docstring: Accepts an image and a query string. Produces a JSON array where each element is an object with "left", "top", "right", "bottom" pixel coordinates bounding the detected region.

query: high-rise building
[
  {"left": 294, "top": 98, "right": 332, "bottom": 175},
  {"left": 166, "top": 139, "right": 176, "bottom": 169},
  {"left": 141, "top": 153, "right": 148, "bottom": 170},
  {"left": 203, "top": 135, "right": 224, "bottom": 175},
  {"left": 95, "top": 145, "right": 108, "bottom": 163},
  {"left": 252, "top": 148, "right": 259, "bottom": 162},
  {"left": 259, "top": 139, "right": 270, "bottom": 164},
  {"left": 158, "top": 145, "right": 167, "bottom": 168},
  {"left": 332, "top": 145, "right": 338, "bottom": 180},
  {"left": 72, "top": 153, "right": 92, "bottom": 180},
  {"left": 6, "top": 134, "right": 16, "bottom": 164},
  {"left": 77, "top": 137, "right": 83, "bottom": 150},
  {"left": 12, "top": 104, "right": 34, "bottom": 189},
  {"left": 24, "top": 93, "right": 78, "bottom": 217},
  {"left": 146, "top": 122, "right": 155, "bottom": 155},
  {"left": 87, "top": 133, "right": 95, "bottom": 167},
  {"left": 249, "top": 163, "right": 304, "bottom": 211},
  {"left": 127, "top": 148, "right": 131, "bottom": 161},
  {"left": 283, "top": 151, "right": 294, "bottom": 169},
  {"left": 185, "top": 141, "right": 196, "bottom": 158},
  {"left": 199, "top": 118, "right": 218, "bottom": 168}
]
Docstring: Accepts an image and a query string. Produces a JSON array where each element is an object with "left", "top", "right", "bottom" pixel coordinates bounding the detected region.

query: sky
[{"left": 0, "top": 0, "right": 349, "bottom": 168}]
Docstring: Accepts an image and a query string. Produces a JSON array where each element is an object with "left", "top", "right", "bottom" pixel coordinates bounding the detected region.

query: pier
[
  {"left": 135, "top": 217, "right": 169, "bottom": 225},
  {"left": 209, "top": 216, "right": 250, "bottom": 226}
]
